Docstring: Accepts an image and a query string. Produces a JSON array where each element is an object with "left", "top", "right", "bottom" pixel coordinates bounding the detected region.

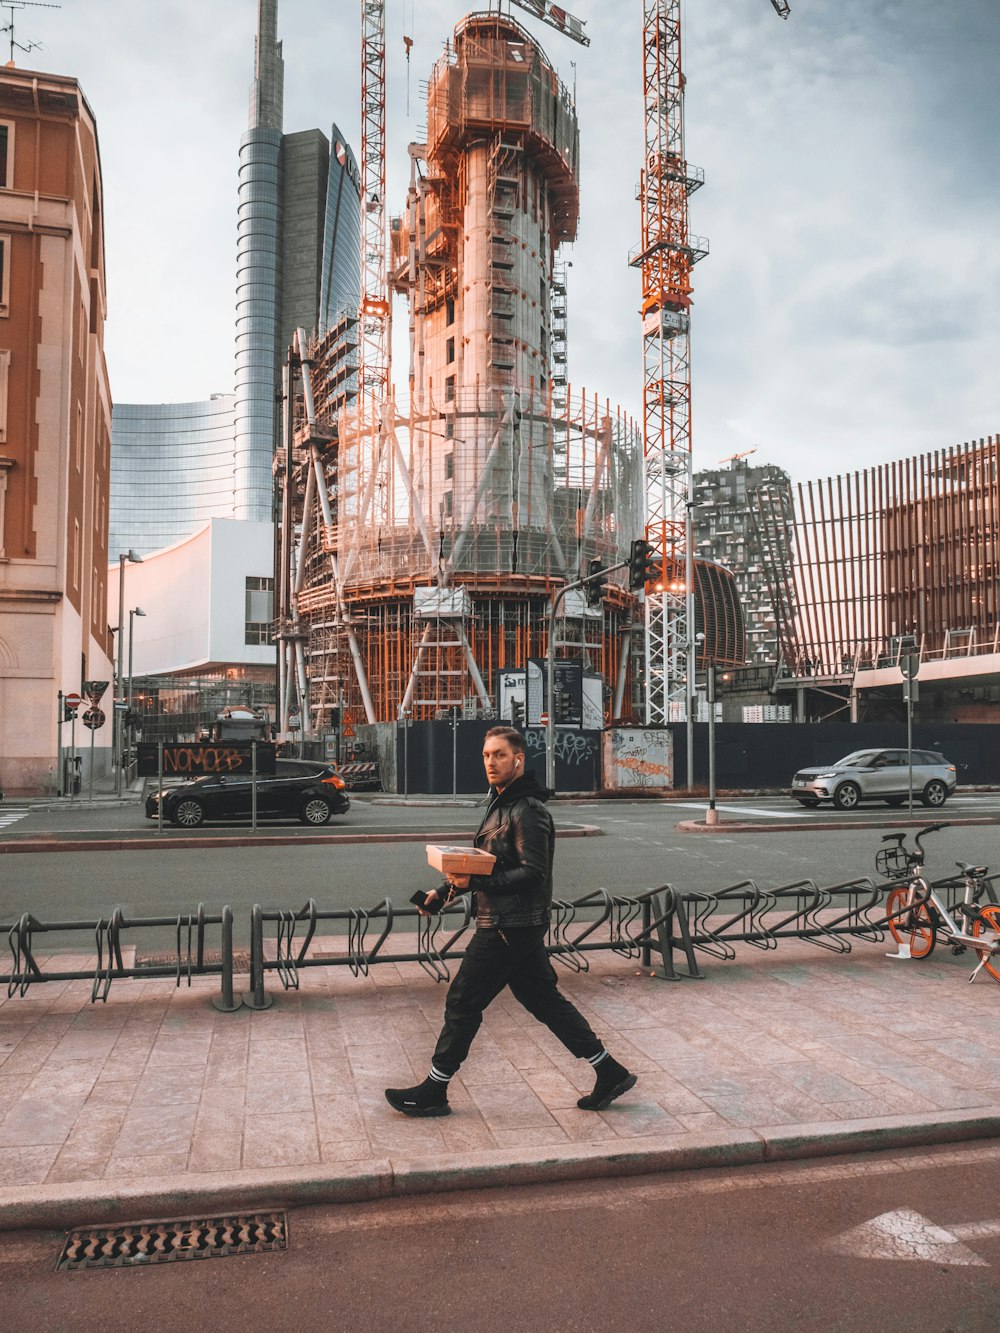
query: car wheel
[
  {"left": 884, "top": 797, "right": 905, "bottom": 807},
  {"left": 921, "top": 780, "right": 948, "bottom": 808},
  {"left": 833, "top": 781, "right": 861, "bottom": 811},
  {"left": 300, "top": 796, "right": 332, "bottom": 826},
  {"left": 172, "top": 798, "right": 205, "bottom": 828},
  {"left": 795, "top": 798, "right": 820, "bottom": 808}
]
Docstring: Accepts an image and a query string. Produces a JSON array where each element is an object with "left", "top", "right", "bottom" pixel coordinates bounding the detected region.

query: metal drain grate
[{"left": 56, "top": 1212, "right": 287, "bottom": 1270}]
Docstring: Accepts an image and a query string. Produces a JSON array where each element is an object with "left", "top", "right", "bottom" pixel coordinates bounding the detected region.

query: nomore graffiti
[{"left": 136, "top": 743, "right": 277, "bottom": 777}]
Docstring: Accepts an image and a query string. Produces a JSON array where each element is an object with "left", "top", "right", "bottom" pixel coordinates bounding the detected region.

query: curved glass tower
[
  {"left": 234, "top": 0, "right": 283, "bottom": 523},
  {"left": 319, "top": 124, "right": 361, "bottom": 334},
  {"left": 110, "top": 397, "right": 238, "bottom": 557}
]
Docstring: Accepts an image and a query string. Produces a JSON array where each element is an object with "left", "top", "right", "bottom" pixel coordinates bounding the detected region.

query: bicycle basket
[{"left": 876, "top": 845, "right": 910, "bottom": 879}]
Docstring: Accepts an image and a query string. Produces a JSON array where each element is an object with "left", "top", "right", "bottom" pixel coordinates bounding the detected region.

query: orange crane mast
[{"left": 634, "top": 0, "right": 789, "bottom": 724}]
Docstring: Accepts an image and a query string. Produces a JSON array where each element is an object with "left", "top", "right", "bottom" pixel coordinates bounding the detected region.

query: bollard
[
  {"left": 243, "top": 903, "right": 273, "bottom": 1010},
  {"left": 213, "top": 905, "right": 241, "bottom": 1012}
]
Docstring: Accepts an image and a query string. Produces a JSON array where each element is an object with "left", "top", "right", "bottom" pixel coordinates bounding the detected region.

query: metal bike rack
[
  {"left": 245, "top": 887, "right": 672, "bottom": 1007},
  {"left": 3, "top": 905, "right": 239, "bottom": 1011}
]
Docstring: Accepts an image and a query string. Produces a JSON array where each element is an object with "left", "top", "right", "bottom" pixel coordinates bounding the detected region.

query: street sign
[
  {"left": 341, "top": 722, "right": 355, "bottom": 738},
  {"left": 900, "top": 651, "right": 920, "bottom": 679},
  {"left": 84, "top": 679, "right": 109, "bottom": 703},
  {"left": 64, "top": 692, "right": 83, "bottom": 708},
  {"left": 82, "top": 707, "right": 105, "bottom": 731}
]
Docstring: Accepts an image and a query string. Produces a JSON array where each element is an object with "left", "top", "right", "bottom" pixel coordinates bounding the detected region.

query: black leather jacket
[{"left": 468, "top": 771, "right": 554, "bottom": 929}]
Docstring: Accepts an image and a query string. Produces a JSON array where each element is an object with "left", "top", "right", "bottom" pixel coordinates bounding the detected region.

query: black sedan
[{"left": 145, "top": 759, "right": 350, "bottom": 828}]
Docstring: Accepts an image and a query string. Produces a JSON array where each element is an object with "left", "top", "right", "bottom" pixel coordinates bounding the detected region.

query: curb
[
  {"left": 2, "top": 1107, "right": 997, "bottom": 1233},
  {"left": 0, "top": 824, "right": 604, "bottom": 856},
  {"left": 676, "top": 815, "right": 1000, "bottom": 833}
]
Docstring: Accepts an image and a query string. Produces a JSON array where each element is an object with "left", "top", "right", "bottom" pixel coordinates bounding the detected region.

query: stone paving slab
[{"left": 0, "top": 930, "right": 998, "bottom": 1227}]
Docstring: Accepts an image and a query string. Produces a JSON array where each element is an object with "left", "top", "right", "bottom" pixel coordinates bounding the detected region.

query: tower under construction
[{"left": 276, "top": 13, "right": 643, "bottom": 732}]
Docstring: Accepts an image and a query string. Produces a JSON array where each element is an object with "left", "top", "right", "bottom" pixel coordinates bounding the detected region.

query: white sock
[{"left": 429, "top": 1065, "right": 452, "bottom": 1084}]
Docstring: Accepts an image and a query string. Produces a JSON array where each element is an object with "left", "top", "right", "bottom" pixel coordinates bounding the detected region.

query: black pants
[{"left": 431, "top": 925, "right": 603, "bottom": 1076}]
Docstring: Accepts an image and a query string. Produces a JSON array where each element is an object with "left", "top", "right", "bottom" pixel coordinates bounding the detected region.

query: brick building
[{"left": 0, "top": 66, "right": 113, "bottom": 793}]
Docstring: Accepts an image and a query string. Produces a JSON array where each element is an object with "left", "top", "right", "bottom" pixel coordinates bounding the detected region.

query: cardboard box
[{"left": 426, "top": 844, "right": 496, "bottom": 876}]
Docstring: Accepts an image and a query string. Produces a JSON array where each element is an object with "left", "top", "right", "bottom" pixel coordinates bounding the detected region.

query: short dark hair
[{"left": 484, "top": 725, "right": 526, "bottom": 755}]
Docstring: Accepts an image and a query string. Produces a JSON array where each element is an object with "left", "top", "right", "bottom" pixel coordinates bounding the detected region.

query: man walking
[{"left": 385, "top": 726, "right": 637, "bottom": 1118}]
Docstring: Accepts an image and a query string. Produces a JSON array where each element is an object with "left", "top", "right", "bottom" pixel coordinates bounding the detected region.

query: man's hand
[{"left": 417, "top": 888, "right": 440, "bottom": 918}]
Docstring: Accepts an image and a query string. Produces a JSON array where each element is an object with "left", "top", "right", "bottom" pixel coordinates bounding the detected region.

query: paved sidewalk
[{"left": 0, "top": 931, "right": 998, "bottom": 1228}]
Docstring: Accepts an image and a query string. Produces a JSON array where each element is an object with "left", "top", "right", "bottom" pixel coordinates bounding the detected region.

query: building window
[
  {"left": 73, "top": 518, "right": 81, "bottom": 591},
  {"left": 446, "top": 297, "right": 455, "bottom": 326},
  {"left": 245, "top": 575, "right": 274, "bottom": 645},
  {"left": 446, "top": 336, "right": 455, "bottom": 363},
  {"left": 444, "top": 451, "right": 454, "bottom": 480},
  {"left": 0, "top": 122, "right": 11, "bottom": 189},
  {"left": 0, "top": 348, "right": 8, "bottom": 443},
  {"left": 443, "top": 490, "right": 453, "bottom": 517},
  {"left": 445, "top": 418, "right": 454, "bottom": 440},
  {"left": 0, "top": 235, "right": 9, "bottom": 315},
  {"left": 445, "top": 375, "right": 455, "bottom": 403},
  {"left": 0, "top": 455, "right": 12, "bottom": 559}
]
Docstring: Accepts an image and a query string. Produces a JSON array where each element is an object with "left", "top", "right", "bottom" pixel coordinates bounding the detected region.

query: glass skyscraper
[
  {"left": 111, "top": 0, "right": 361, "bottom": 553},
  {"left": 319, "top": 124, "right": 361, "bottom": 335},
  {"left": 109, "top": 397, "right": 237, "bottom": 557}
]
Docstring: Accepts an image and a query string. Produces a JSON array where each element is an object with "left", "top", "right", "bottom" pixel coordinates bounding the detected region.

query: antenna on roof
[{"left": 0, "top": 1, "right": 61, "bottom": 64}]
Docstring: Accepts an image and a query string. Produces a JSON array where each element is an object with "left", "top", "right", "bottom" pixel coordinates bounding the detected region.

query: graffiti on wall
[
  {"left": 603, "top": 729, "right": 672, "bottom": 789},
  {"left": 136, "top": 743, "right": 277, "bottom": 777}
]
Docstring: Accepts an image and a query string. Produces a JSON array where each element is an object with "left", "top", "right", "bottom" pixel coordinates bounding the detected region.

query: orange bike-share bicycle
[{"left": 877, "top": 823, "right": 1000, "bottom": 983}]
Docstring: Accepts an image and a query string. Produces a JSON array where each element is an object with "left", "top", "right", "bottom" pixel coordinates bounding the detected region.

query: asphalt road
[
  {"left": 2, "top": 1141, "right": 999, "bottom": 1331},
  {"left": 2, "top": 796, "right": 1000, "bottom": 951}
]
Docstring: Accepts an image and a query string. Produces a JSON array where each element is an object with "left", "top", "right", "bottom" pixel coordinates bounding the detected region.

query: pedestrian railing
[
  {"left": 244, "top": 888, "right": 667, "bottom": 1008},
  {"left": 8, "top": 871, "right": 988, "bottom": 1012},
  {"left": 2, "top": 905, "right": 239, "bottom": 1011}
]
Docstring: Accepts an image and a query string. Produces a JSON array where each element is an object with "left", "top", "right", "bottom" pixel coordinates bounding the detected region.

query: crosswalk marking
[
  {"left": 671, "top": 802, "right": 810, "bottom": 819},
  {"left": 0, "top": 810, "right": 29, "bottom": 832}
]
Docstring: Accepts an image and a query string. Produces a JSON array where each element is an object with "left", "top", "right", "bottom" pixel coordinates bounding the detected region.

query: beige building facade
[{"left": 0, "top": 66, "right": 113, "bottom": 793}]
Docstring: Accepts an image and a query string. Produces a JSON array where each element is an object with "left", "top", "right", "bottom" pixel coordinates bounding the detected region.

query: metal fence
[{"left": 3, "top": 906, "right": 239, "bottom": 1010}]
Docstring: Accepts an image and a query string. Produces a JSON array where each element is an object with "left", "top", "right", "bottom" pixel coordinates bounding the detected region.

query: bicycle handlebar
[{"left": 913, "top": 822, "right": 950, "bottom": 858}]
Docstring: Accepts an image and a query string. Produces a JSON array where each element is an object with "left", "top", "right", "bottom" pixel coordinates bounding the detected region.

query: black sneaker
[
  {"left": 577, "top": 1059, "right": 637, "bottom": 1111},
  {"left": 384, "top": 1077, "right": 452, "bottom": 1118}
]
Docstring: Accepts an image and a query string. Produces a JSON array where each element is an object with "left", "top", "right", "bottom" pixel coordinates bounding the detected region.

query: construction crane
[
  {"left": 359, "top": 0, "right": 390, "bottom": 409},
  {"left": 719, "top": 447, "right": 758, "bottom": 466},
  {"left": 507, "top": 0, "right": 591, "bottom": 46},
  {"left": 632, "top": 1, "right": 789, "bottom": 724}
]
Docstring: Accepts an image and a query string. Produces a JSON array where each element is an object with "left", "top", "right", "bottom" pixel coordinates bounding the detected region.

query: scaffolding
[{"left": 276, "top": 14, "right": 643, "bottom": 733}]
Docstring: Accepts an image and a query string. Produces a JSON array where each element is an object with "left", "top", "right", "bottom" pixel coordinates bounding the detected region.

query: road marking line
[
  {"left": 0, "top": 811, "right": 28, "bottom": 832},
  {"left": 671, "top": 802, "right": 810, "bottom": 819},
  {"left": 826, "top": 1207, "right": 993, "bottom": 1266}
]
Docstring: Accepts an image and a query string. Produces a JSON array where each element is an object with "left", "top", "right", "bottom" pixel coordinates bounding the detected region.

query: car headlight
[{"left": 814, "top": 771, "right": 838, "bottom": 780}]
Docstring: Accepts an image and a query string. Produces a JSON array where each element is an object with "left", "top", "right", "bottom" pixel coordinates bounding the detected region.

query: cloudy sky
[{"left": 32, "top": 0, "right": 999, "bottom": 480}]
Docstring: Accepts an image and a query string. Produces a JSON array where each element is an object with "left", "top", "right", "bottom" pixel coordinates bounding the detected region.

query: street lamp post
[
  {"left": 685, "top": 485, "right": 696, "bottom": 792},
  {"left": 115, "top": 549, "right": 143, "bottom": 796},
  {"left": 706, "top": 662, "right": 718, "bottom": 826},
  {"left": 127, "top": 606, "right": 146, "bottom": 771}
]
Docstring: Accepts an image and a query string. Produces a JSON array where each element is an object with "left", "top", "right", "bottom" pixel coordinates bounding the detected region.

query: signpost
[
  {"left": 82, "top": 707, "right": 105, "bottom": 803},
  {"left": 900, "top": 650, "right": 921, "bottom": 814}
]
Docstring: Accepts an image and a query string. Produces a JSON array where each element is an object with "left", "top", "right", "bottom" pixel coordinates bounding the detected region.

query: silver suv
[{"left": 791, "top": 748, "right": 957, "bottom": 811}]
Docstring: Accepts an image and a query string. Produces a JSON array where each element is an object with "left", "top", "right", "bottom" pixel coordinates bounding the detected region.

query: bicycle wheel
[
  {"left": 885, "top": 885, "right": 937, "bottom": 959},
  {"left": 971, "top": 905, "right": 1000, "bottom": 983}
]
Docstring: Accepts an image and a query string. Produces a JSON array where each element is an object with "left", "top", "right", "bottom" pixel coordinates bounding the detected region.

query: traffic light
[
  {"left": 628, "top": 538, "right": 659, "bottom": 591},
  {"left": 585, "top": 558, "right": 608, "bottom": 608},
  {"left": 63, "top": 703, "right": 77, "bottom": 722},
  {"left": 511, "top": 698, "right": 525, "bottom": 729}
]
